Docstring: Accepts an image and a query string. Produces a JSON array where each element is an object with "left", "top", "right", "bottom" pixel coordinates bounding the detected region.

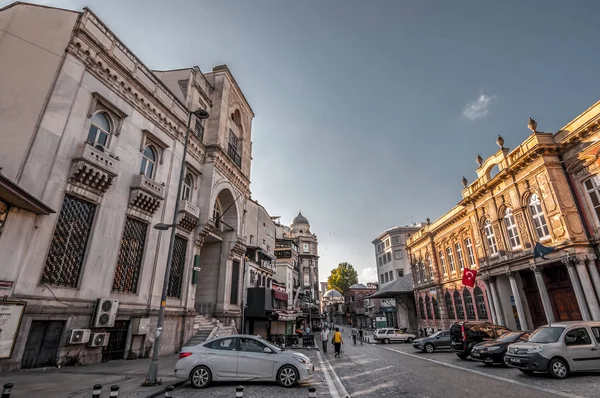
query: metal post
[
  {"left": 109, "top": 385, "right": 119, "bottom": 397},
  {"left": 235, "top": 385, "right": 244, "bottom": 397},
  {"left": 145, "top": 110, "right": 199, "bottom": 385},
  {"left": 165, "top": 385, "right": 174, "bottom": 398},
  {"left": 92, "top": 384, "right": 102, "bottom": 398},
  {"left": 2, "top": 383, "right": 13, "bottom": 398},
  {"left": 308, "top": 386, "right": 317, "bottom": 398}
]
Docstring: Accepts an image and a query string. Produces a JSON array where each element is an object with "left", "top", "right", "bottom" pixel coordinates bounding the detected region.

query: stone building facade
[
  {"left": 0, "top": 3, "right": 255, "bottom": 370},
  {"left": 407, "top": 104, "right": 600, "bottom": 332},
  {"left": 373, "top": 225, "right": 423, "bottom": 287}
]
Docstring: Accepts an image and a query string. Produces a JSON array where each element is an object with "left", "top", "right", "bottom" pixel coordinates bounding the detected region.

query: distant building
[{"left": 342, "top": 283, "right": 378, "bottom": 328}]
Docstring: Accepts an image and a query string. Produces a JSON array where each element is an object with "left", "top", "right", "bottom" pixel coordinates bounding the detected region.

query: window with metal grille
[
  {"left": 454, "top": 290, "right": 465, "bottom": 319},
  {"left": 445, "top": 292, "right": 455, "bottom": 319},
  {"left": 419, "top": 296, "right": 426, "bottom": 319},
  {"left": 194, "top": 119, "right": 204, "bottom": 141},
  {"left": 425, "top": 296, "right": 432, "bottom": 319},
  {"left": 474, "top": 286, "right": 488, "bottom": 320},
  {"left": 41, "top": 195, "right": 96, "bottom": 287},
  {"left": 230, "top": 260, "right": 240, "bottom": 305},
  {"left": 463, "top": 289, "right": 476, "bottom": 320},
  {"left": 167, "top": 236, "right": 187, "bottom": 298},
  {"left": 433, "top": 298, "right": 441, "bottom": 319},
  {"left": 228, "top": 129, "right": 242, "bottom": 168},
  {"left": 112, "top": 217, "right": 148, "bottom": 293}
]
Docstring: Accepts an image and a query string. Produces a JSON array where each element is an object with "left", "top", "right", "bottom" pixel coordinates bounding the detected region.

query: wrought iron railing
[
  {"left": 113, "top": 217, "right": 148, "bottom": 293},
  {"left": 167, "top": 236, "right": 187, "bottom": 298}
]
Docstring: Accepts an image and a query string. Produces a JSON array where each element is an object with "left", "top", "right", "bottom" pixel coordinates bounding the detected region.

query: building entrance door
[
  {"left": 21, "top": 321, "right": 64, "bottom": 369},
  {"left": 550, "top": 288, "right": 582, "bottom": 321}
]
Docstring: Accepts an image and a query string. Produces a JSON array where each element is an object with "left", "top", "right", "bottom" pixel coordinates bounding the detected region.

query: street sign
[{"left": 193, "top": 267, "right": 201, "bottom": 272}]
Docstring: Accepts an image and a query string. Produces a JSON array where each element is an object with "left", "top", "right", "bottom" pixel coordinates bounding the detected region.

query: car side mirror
[{"left": 263, "top": 347, "right": 273, "bottom": 354}]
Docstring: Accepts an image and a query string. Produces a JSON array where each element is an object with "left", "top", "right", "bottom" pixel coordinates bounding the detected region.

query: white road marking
[
  {"left": 316, "top": 349, "right": 340, "bottom": 398},
  {"left": 339, "top": 365, "right": 395, "bottom": 380},
  {"left": 380, "top": 346, "right": 586, "bottom": 398},
  {"left": 316, "top": 349, "right": 351, "bottom": 398}
]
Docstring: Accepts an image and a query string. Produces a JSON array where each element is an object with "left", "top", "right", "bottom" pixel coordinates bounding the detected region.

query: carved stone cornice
[
  {"left": 194, "top": 224, "right": 213, "bottom": 248},
  {"left": 229, "top": 239, "right": 247, "bottom": 259}
]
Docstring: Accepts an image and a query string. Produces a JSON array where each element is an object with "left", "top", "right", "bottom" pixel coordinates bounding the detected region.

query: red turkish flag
[{"left": 462, "top": 268, "right": 477, "bottom": 287}]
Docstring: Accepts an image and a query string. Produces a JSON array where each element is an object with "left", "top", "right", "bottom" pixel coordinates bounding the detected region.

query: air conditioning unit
[
  {"left": 88, "top": 332, "right": 110, "bottom": 347},
  {"left": 91, "top": 298, "right": 119, "bottom": 328},
  {"left": 67, "top": 329, "right": 91, "bottom": 345}
]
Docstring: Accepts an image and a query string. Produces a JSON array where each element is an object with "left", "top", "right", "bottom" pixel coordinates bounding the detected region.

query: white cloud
[
  {"left": 462, "top": 91, "right": 496, "bottom": 121},
  {"left": 359, "top": 267, "right": 378, "bottom": 284}
]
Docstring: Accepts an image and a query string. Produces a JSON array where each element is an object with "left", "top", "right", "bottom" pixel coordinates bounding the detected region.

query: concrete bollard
[
  {"left": 109, "top": 385, "right": 119, "bottom": 397},
  {"left": 308, "top": 386, "right": 317, "bottom": 398},
  {"left": 92, "top": 384, "right": 102, "bottom": 398},
  {"left": 165, "top": 385, "right": 174, "bottom": 397},
  {"left": 235, "top": 385, "right": 244, "bottom": 397},
  {"left": 1, "top": 383, "right": 14, "bottom": 398}
]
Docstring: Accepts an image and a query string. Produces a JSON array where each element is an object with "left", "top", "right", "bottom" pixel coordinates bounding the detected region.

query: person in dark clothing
[{"left": 358, "top": 327, "right": 364, "bottom": 345}]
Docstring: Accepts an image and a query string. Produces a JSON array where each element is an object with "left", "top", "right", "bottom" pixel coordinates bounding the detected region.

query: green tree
[{"left": 327, "top": 262, "right": 359, "bottom": 293}]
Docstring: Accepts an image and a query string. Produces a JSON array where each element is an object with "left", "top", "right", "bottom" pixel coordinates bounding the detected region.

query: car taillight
[
  {"left": 179, "top": 352, "right": 193, "bottom": 359},
  {"left": 461, "top": 325, "right": 466, "bottom": 342}
]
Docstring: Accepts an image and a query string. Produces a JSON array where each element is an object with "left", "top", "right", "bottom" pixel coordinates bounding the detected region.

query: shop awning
[
  {"left": 368, "top": 273, "right": 414, "bottom": 299},
  {"left": 271, "top": 310, "right": 297, "bottom": 321},
  {"left": 273, "top": 290, "right": 288, "bottom": 302},
  {"left": 0, "top": 173, "right": 54, "bottom": 215}
]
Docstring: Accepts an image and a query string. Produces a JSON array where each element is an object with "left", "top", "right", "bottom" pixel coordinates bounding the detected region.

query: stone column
[
  {"left": 530, "top": 263, "right": 555, "bottom": 325},
  {"left": 586, "top": 255, "right": 600, "bottom": 308},
  {"left": 508, "top": 271, "right": 528, "bottom": 330},
  {"left": 575, "top": 256, "right": 600, "bottom": 321},
  {"left": 489, "top": 278, "right": 505, "bottom": 326},
  {"left": 563, "top": 258, "right": 591, "bottom": 321},
  {"left": 483, "top": 278, "right": 498, "bottom": 325}
]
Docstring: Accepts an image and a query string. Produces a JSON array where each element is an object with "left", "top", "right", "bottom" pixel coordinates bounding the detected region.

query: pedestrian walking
[
  {"left": 351, "top": 326, "right": 358, "bottom": 345},
  {"left": 358, "top": 326, "right": 364, "bottom": 345},
  {"left": 321, "top": 327, "right": 329, "bottom": 353},
  {"left": 332, "top": 327, "right": 343, "bottom": 358}
]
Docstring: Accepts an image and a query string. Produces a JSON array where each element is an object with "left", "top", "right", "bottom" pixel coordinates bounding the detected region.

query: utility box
[{"left": 131, "top": 317, "right": 150, "bottom": 335}]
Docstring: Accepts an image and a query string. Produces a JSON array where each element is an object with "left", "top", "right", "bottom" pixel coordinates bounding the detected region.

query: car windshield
[
  {"left": 495, "top": 331, "right": 522, "bottom": 343},
  {"left": 528, "top": 327, "right": 565, "bottom": 343}
]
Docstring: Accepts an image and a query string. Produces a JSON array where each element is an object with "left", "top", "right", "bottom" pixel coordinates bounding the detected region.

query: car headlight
[
  {"left": 293, "top": 355, "right": 310, "bottom": 364},
  {"left": 485, "top": 346, "right": 501, "bottom": 351},
  {"left": 526, "top": 346, "right": 543, "bottom": 354}
]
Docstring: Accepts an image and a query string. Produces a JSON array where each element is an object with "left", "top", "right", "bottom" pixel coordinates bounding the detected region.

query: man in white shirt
[{"left": 320, "top": 328, "right": 329, "bottom": 352}]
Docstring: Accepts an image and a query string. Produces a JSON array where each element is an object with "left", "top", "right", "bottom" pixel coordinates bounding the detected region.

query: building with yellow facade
[{"left": 407, "top": 102, "right": 600, "bottom": 332}]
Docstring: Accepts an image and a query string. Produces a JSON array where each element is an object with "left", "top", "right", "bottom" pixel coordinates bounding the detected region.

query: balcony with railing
[
  {"left": 70, "top": 142, "right": 119, "bottom": 195},
  {"left": 129, "top": 174, "right": 165, "bottom": 215},
  {"left": 177, "top": 199, "right": 200, "bottom": 231}
]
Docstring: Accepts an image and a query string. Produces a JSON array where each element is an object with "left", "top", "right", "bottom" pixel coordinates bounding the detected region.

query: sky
[{"left": 4, "top": 0, "right": 600, "bottom": 284}]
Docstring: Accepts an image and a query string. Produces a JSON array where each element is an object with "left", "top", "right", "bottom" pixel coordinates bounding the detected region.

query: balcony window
[
  {"left": 446, "top": 247, "right": 456, "bottom": 273},
  {"left": 181, "top": 173, "right": 193, "bottom": 201},
  {"left": 464, "top": 238, "right": 476, "bottom": 267},
  {"left": 504, "top": 208, "right": 521, "bottom": 249},
  {"left": 140, "top": 145, "right": 157, "bottom": 179},
  {"left": 439, "top": 251, "right": 447, "bottom": 275},
  {"left": 484, "top": 219, "right": 498, "bottom": 255},
  {"left": 87, "top": 112, "right": 112, "bottom": 149},
  {"left": 455, "top": 243, "right": 465, "bottom": 271},
  {"left": 427, "top": 255, "right": 433, "bottom": 280},
  {"left": 529, "top": 194, "right": 550, "bottom": 240},
  {"left": 228, "top": 129, "right": 242, "bottom": 168}
]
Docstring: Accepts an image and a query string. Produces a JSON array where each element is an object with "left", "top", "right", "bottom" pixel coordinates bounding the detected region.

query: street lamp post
[{"left": 145, "top": 108, "right": 209, "bottom": 386}]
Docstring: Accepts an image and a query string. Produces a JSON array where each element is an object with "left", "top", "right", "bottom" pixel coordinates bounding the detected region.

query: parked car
[
  {"left": 412, "top": 330, "right": 451, "bottom": 353},
  {"left": 374, "top": 328, "right": 416, "bottom": 344},
  {"left": 471, "top": 331, "right": 530, "bottom": 366},
  {"left": 505, "top": 321, "right": 600, "bottom": 379},
  {"left": 175, "top": 334, "right": 314, "bottom": 388},
  {"left": 450, "top": 322, "right": 511, "bottom": 359}
]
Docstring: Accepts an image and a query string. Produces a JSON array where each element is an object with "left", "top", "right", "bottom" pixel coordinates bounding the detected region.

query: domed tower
[{"left": 291, "top": 211, "right": 310, "bottom": 235}]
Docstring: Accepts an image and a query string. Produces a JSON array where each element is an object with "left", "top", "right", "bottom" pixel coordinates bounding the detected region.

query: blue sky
[{"left": 5, "top": 0, "right": 600, "bottom": 283}]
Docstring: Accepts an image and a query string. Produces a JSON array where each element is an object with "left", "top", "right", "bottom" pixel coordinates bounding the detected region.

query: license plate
[
  {"left": 484, "top": 358, "right": 493, "bottom": 363},
  {"left": 511, "top": 358, "right": 521, "bottom": 363}
]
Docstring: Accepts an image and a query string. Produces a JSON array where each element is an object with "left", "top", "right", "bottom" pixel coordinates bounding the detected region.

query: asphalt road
[{"left": 171, "top": 334, "right": 600, "bottom": 398}]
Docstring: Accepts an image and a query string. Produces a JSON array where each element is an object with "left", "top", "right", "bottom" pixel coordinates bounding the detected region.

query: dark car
[
  {"left": 412, "top": 330, "right": 451, "bottom": 353},
  {"left": 471, "top": 331, "right": 530, "bottom": 366},
  {"left": 449, "top": 322, "right": 511, "bottom": 359}
]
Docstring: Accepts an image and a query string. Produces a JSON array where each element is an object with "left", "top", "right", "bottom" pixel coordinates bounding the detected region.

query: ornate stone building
[
  {"left": 0, "top": 3, "right": 255, "bottom": 370},
  {"left": 408, "top": 105, "right": 600, "bottom": 332}
]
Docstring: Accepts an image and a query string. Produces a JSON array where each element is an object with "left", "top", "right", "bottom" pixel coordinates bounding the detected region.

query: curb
[{"left": 144, "top": 380, "right": 186, "bottom": 398}]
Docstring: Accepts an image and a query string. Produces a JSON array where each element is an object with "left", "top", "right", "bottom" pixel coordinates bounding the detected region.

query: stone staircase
[{"left": 184, "top": 316, "right": 238, "bottom": 347}]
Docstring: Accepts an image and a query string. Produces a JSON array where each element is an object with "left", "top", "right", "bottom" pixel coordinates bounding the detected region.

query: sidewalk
[{"left": 0, "top": 355, "right": 182, "bottom": 398}]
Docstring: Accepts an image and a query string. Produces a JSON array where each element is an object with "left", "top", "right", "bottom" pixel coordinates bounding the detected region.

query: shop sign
[
  {"left": 0, "top": 301, "right": 26, "bottom": 359},
  {"left": 0, "top": 280, "right": 13, "bottom": 290}
]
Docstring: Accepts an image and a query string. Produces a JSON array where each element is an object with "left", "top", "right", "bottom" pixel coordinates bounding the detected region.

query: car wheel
[
  {"left": 519, "top": 369, "right": 535, "bottom": 375},
  {"left": 277, "top": 365, "right": 299, "bottom": 388},
  {"left": 456, "top": 353, "right": 468, "bottom": 360},
  {"left": 189, "top": 365, "right": 212, "bottom": 389},
  {"left": 425, "top": 343, "right": 435, "bottom": 353},
  {"left": 407, "top": 337, "right": 414, "bottom": 344},
  {"left": 548, "top": 358, "right": 569, "bottom": 379},
  {"left": 383, "top": 338, "right": 390, "bottom": 344}
]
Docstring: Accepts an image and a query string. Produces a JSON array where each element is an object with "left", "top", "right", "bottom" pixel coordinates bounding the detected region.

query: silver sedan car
[{"left": 175, "top": 334, "right": 315, "bottom": 388}]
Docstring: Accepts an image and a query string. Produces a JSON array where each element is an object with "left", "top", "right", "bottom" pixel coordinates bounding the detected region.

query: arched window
[
  {"left": 504, "top": 209, "right": 521, "bottom": 249},
  {"left": 529, "top": 194, "right": 550, "bottom": 240},
  {"left": 445, "top": 292, "right": 455, "bottom": 319},
  {"left": 484, "top": 219, "right": 498, "bottom": 255},
  {"left": 419, "top": 296, "right": 426, "bottom": 319},
  {"left": 454, "top": 290, "right": 465, "bottom": 319},
  {"left": 213, "top": 197, "right": 222, "bottom": 228},
  {"left": 463, "top": 289, "right": 476, "bottom": 320},
  {"left": 140, "top": 145, "right": 157, "bottom": 179},
  {"left": 87, "top": 112, "right": 111, "bottom": 148},
  {"left": 181, "top": 173, "right": 193, "bottom": 201},
  {"left": 432, "top": 297, "right": 441, "bottom": 319},
  {"left": 474, "top": 286, "right": 488, "bottom": 320},
  {"left": 425, "top": 296, "right": 432, "bottom": 319}
]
